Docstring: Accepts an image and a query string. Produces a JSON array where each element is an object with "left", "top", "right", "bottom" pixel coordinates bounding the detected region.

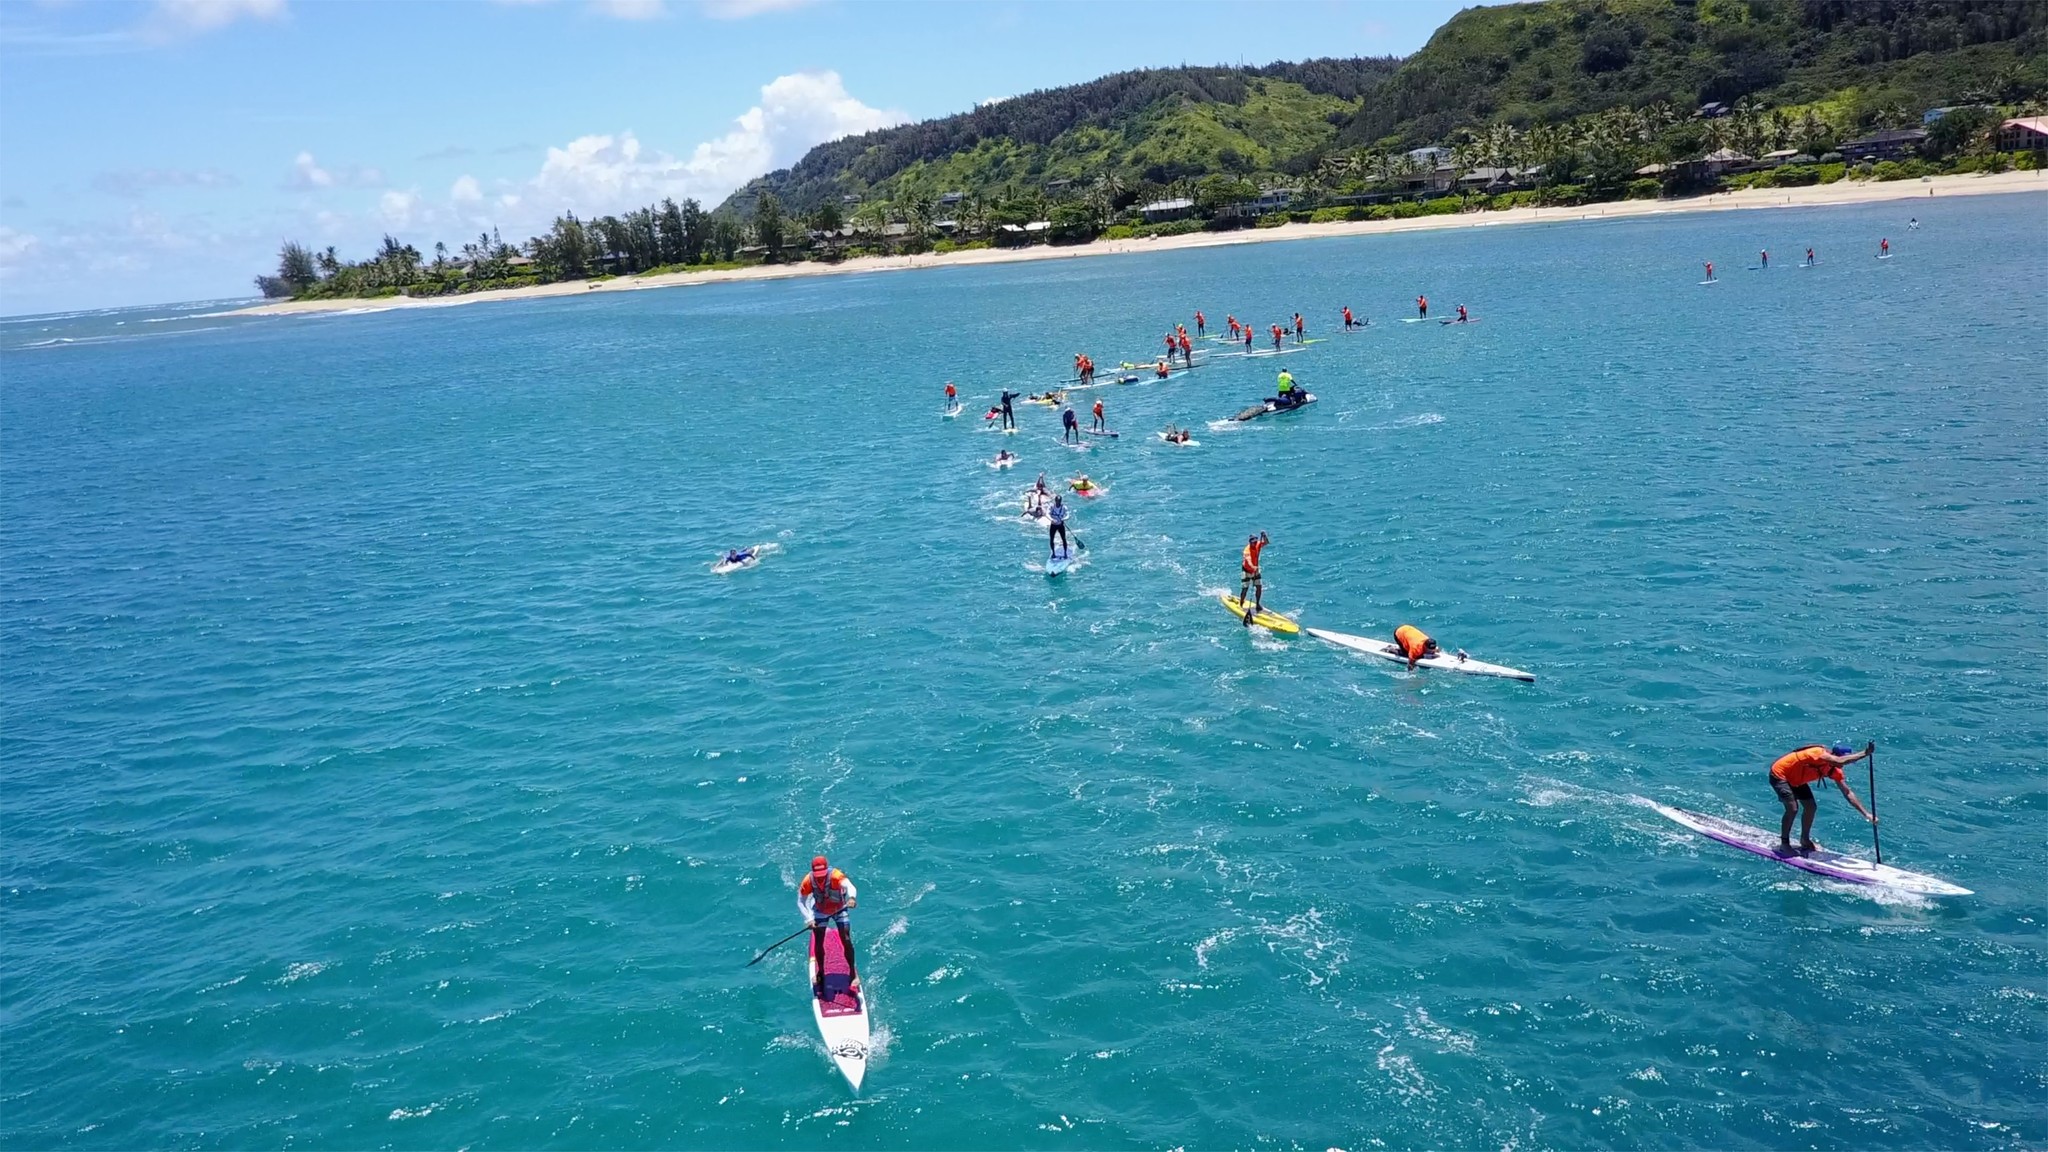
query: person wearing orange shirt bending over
[
  {"left": 1393, "top": 624, "right": 1441, "bottom": 669},
  {"left": 1769, "top": 744, "right": 1875, "bottom": 854}
]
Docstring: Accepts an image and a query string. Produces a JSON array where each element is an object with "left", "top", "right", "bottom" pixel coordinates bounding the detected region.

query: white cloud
[
  {"left": 287, "top": 151, "right": 383, "bottom": 191},
  {"left": 592, "top": 0, "right": 665, "bottom": 17},
  {"left": 700, "top": 0, "right": 815, "bottom": 18},
  {"left": 520, "top": 71, "right": 900, "bottom": 220},
  {"left": 378, "top": 190, "right": 422, "bottom": 228},
  {"left": 148, "top": 0, "right": 286, "bottom": 35},
  {"left": 0, "top": 226, "right": 39, "bottom": 267},
  {"left": 92, "top": 168, "right": 239, "bottom": 198},
  {"left": 451, "top": 175, "right": 483, "bottom": 203}
]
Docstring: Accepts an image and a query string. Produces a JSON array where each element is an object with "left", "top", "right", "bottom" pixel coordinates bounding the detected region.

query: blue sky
[{"left": 0, "top": 0, "right": 1473, "bottom": 314}]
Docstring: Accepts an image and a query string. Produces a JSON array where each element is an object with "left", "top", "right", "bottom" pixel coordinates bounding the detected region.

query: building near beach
[{"left": 2000, "top": 117, "right": 2048, "bottom": 156}]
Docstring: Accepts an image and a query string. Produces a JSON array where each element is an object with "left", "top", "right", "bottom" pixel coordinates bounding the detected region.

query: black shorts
[{"left": 1770, "top": 774, "right": 1815, "bottom": 805}]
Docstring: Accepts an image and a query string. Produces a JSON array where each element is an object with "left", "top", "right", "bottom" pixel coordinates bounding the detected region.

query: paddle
[
  {"left": 745, "top": 923, "right": 812, "bottom": 968},
  {"left": 1867, "top": 741, "right": 1882, "bottom": 864}
]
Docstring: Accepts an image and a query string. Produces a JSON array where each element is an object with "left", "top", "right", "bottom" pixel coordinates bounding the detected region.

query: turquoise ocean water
[{"left": 4, "top": 193, "right": 2045, "bottom": 1149}]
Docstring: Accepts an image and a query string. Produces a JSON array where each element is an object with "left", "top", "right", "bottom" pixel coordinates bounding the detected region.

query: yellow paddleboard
[{"left": 1219, "top": 595, "right": 1298, "bottom": 634}]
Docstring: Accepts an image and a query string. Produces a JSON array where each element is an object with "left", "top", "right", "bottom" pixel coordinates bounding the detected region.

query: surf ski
[
  {"left": 1650, "top": 803, "right": 1970, "bottom": 897},
  {"left": 1219, "top": 595, "right": 1298, "bottom": 634},
  {"left": 1305, "top": 627, "right": 1533, "bottom": 681},
  {"left": 808, "top": 924, "right": 871, "bottom": 1089}
]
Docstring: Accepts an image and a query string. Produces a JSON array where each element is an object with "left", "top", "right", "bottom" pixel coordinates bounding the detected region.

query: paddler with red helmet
[{"left": 799, "top": 855, "right": 859, "bottom": 1001}]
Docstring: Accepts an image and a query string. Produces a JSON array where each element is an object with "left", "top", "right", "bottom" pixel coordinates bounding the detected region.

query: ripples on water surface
[{"left": 4, "top": 194, "right": 2045, "bottom": 1148}]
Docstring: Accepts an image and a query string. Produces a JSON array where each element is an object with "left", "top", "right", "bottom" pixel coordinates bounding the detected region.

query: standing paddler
[
  {"left": 799, "top": 855, "right": 859, "bottom": 1001},
  {"left": 1238, "top": 531, "right": 1270, "bottom": 625},
  {"left": 1769, "top": 744, "right": 1876, "bottom": 854}
]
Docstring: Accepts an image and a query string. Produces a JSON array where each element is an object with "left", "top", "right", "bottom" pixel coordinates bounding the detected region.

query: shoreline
[{"left": 233, "top": 171, "right": 2046, "bottom": 317}]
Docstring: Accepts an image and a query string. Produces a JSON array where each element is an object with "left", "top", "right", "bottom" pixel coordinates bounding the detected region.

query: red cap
[{"left": 811, "top": 855, "right": 829, "bottom": 875}]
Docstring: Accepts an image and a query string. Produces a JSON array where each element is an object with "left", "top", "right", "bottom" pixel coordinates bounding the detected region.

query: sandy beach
[{"left": 235, "top": 170, "right": 2044, "bottom": 317}]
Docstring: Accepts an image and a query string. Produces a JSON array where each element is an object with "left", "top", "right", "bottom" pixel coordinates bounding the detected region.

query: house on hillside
[
  {"left": 1839, "top": 128, "right": 1927, "bottom": 162},
  {"left": 1405, "top": 146, "right": 1451, "bottom": 166},
  {"left": 1458, "top": 166, "right": 1538, "bottom": 193},
  {"left": 1398, "top": 163, "right": 1459, "bottom": 195},
  {"left": 1697, "top": 102, "right": 1731, "bottom": 119},
  {"left": 1138, "top": 197, "right": 1195, "bottom": 223},
  {"left": 2000, "top": 117, "right": 2048, "bottom": 155}
]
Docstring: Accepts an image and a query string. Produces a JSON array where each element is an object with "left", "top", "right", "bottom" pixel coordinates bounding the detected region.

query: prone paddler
[
  {"left": 799, "top": 855, "right": 859, "bottom": 1001},
  {"left": 1770, "top": 744, "right": 1876, "bottom": 854},
  {"left": 1238, "top": 531, "right": 1270, "bottom": 625}
]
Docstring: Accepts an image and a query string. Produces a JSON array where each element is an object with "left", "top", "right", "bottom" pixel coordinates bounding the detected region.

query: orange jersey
[
  {"left": 1241, "top": 539, "right": 1267, "bottom": 574},
  {"left": 1395, "top": 625, "right": 1431, "bottom": 660},
  {"left": 1771, "top": 746, "right": 1844, "bottom": 788}
]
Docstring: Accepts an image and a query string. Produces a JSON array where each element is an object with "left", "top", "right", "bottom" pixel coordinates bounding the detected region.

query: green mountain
[
  {"left": 718, "top": 60, "right": 1401, "bottom": 218},
  {"left": 1339, "top": 0, "right": 2048, "bottom": 147},
  {"left": 719, "top": 0, "right": 2047, "bottom": 218}
]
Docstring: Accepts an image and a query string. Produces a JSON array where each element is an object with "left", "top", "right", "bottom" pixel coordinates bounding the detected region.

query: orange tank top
[{"left": 1771, "top": 746, "right": 1842, "bottom": 788}]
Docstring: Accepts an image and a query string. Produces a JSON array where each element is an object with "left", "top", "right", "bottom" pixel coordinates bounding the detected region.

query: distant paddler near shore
[{"left": 1702, "top": 260, "right": 1716, "bottom": 283}]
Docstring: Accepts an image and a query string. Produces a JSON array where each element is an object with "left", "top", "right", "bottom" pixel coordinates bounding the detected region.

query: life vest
[
  {"left": 802, "top": 870, "right": 851, "bottom": 916},
  {"left": 1242, "top": 539, "right": 1265, "bottom": 574}
]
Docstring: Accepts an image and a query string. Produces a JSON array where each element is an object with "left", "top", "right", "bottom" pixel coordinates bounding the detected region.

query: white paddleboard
[
  {"left": 1651, "top": 803, "right": 1970, "bottom": 897},
  {"left": 1046, "top": 548, "right": 1074, "bottom": 576},
  {"left": 711, "top": 542, "right": 776, "bottom": 575},
  {"left": 1156, "top": 432, "right": 1199, "bottom": 447},
  {"left": 807, "top": 926, "right": 870, "bottom": 1089},
  {"left": 942, "top": 402, "right": 963, "bottom": 418},
  {"left": 1305, "top": 627, "right": 1534, "bottom": 681}
]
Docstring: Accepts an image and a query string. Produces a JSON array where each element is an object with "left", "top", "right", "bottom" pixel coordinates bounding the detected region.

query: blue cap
[{"left": 1830, "top": 745, "right": 1854, "bottom": 756}]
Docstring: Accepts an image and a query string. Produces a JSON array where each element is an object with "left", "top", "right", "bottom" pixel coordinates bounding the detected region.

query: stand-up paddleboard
[
  {"left": 808, "top": 925, "right": 870, "bottom": 1089},
  {"left": 1305, "top": 627, "right": 1534, "bottom": 681},
  {"left": 942, "top": 402, "right": 963, "bottom": 418},
  {"left": 1244, "top": 346, "right": 1307, "bottom": 358},
  {"left": 1699, "top": 279, "right": 1718, "bottom": 285},
  {"left": 1156, "top": 432, "right": 1199, "bottom": 447},
  {"left": 1046, "top": 547, "right": 1074, "bottom": 576},
  {"left": 1877, "top": 253, "right": 1894, "bottom": 260},
  {"left": 1439, "top": 318, "right": 1480, "bottom": 326},
  {"left": 1084, "top": 428, "right": 1119, "bottom": 439},
  {"left": 987, "top": 455, "right": 1017, "bottom": 470},
  {"left": 1650, "top": 803, "right": 1970, "bottom": 897},
  {"left": 1220, "top": 595, "right": 1298, "bottom": 634},
  {"left": 1401, "top": 317, "right": 1428, "bottom": 323}
]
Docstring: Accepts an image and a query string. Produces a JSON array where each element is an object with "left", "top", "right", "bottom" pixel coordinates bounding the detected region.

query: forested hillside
[
  {"left": 1338, "top": 0, "right": 2048, "bottom": 146},
  {"left": 720, "top": 59, "right": 1400, "bottom": 219},
  {"left": 719, "top": 0, "right": 2048, "bottom": 218}
]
